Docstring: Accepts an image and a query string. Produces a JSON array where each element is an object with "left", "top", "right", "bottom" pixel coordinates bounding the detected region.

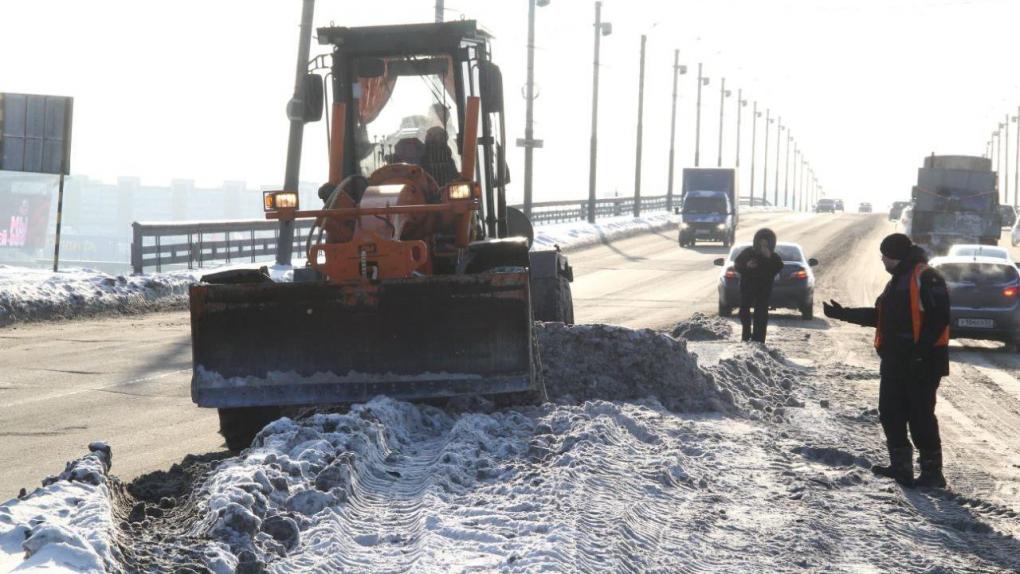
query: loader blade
[{"left": 189, "top": 271, "right": 536, "bottom": 408}]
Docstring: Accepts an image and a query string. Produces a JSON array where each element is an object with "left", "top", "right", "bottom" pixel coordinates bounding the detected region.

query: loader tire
[{"left": 218, "top": 406, "right": 281, "bottom": 451}]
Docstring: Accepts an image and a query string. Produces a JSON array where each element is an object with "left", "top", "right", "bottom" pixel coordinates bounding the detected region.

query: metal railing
[
  {"left": 131, "top": 194, "right": 671, "bottom": 273},
  {"left": 131, "top": 219, "right": 315, "bottom": 273}
]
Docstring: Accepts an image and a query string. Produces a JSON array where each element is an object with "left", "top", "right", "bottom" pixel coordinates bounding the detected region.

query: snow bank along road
[{"left": 3, "top": 211, "right": 1020, "bottom": 572}]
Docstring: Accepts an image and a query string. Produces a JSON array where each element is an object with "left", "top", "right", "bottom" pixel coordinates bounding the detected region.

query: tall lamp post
[
  {"left": 521, "top": 0, "right": 551, "bottom": 218},
  {"left": 734, "top": 91, "right": 746, "bottom": 168},
  {"left": 1005, "top": 115, "right": 1011, "bottom": 206},
  {"left": 1014, "top": 111, "right": 1020, "bottom": 207},
  {"left": 791, "top": 145, "right": 799, "bottom": 211},
  {"left": 783, "top": 131, "right": 792, "bottom": 208},
  {"left": 666, "top": 50, "right": 687, "bottom": 212},
  {"left": 694, "top": 63, "right": 710, "bottom": 166},
  {"left": 748, "top": 101, "right": 761, "bottom": 206},
  {"left": 586, "top": 1, "right": 612, "bottom": 223},
  {"left": 762, "top": 110, "right": 772, "bottom": 206},
  {"left": 633, "top": 34, "right": 647, "bottom": 217},
  {"left": 774, "top": 118, "right": 784, "bottom": 207},
  {"left": 716, "top": 78, "right": 731, "bottom": 167}
]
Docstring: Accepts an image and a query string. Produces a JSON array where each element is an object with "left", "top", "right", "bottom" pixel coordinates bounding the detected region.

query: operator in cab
[
  {"left": 734, "top": 228, "right": 784, "bottom": 343},
  {"left": 823, "top": 233, "right": 950, "bottom": 489}
]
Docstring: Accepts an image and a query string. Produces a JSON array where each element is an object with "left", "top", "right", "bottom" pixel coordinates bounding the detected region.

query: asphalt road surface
[{"left": 3, "top": 211, "right": 1018, "bottom": 511}]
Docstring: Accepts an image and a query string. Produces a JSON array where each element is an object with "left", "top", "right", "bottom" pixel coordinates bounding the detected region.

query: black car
[
  {"left": 931, "top": 255, "right": 1020, "bottom": 347},
  {"left": 715, "top": 242, "right": 819, "bottom": 319}
]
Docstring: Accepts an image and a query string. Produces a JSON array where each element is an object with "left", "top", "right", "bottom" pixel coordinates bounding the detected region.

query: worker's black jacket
[
  {"left": 839, "top": 246, "right": 950, "bottom": 376},
  {"left": 734, "top": 247, "right": 784, "bottom": 296}
]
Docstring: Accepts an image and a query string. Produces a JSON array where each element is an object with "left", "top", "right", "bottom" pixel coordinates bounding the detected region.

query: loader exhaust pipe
[{"left": 277, "top": 0, "right": 317, "bottom": 266}]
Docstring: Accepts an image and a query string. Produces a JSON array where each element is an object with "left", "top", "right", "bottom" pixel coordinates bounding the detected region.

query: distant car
[
  {"left": 889, "top": 201, "right": 910, "bottom": 221},
  {"left": 946, "top": 244, "right": 1012, "bottom": 262},
  {"left": 930, "top": 256, "right": 1020, "bottom": 347},
  {"left": 1001, "top": 205, "right": 1018, "bottom": 229},
  {"left": 714, "top": 242, "right": 818, "bottom": 319},
  {"left": 834, "top": 199, "right": 845, "bottom": 212},
  {"left": 858, "top": 202, "right": 873, "bottom": 213},
  {"left": 815, "top": 198, "right": 836, "bottom": 213}
]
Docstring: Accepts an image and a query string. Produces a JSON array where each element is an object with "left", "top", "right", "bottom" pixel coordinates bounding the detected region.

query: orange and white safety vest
[{"left": 874, "top": 263, "right": 950, "bottom": 350}]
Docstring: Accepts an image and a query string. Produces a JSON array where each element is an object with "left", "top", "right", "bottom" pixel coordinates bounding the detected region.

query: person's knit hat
[
  {"left": 880, "top": 233, "right": 912, "bottom": 260},
  {"left": 753, "top": 227, "right": 777, "bottom": 250}
]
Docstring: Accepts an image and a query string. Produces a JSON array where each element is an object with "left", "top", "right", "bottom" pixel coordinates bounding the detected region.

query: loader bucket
[{"left": 189, "top": 271, "right": 536, "bottom": 408}]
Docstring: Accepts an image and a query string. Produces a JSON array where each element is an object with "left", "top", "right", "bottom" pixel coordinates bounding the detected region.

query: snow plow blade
[{"left": 189, "top": 272, "right": 537, "bottom": 408}]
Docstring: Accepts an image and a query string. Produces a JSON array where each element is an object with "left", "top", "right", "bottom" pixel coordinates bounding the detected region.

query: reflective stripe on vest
[{"left": 874, "top": 263, "right": 950, "bottom": 349}]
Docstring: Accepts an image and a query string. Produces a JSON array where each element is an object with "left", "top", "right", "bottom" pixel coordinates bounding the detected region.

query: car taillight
[
  {"left": 792, "top": 270, "right": 808, "bottom": 280},
  {"left": 725, "top": 269, "right": 738, "bottom": 279},
  {"left": 1004, "top": 287, "right": 1018, "bottom": 297}
]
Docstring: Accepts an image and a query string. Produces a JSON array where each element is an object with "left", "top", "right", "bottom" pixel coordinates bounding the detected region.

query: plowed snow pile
[
  {"left": 670, "top": 312, "right": 733, "bottom": 341},
  {"left": 3, "top": 323, "right": 1019, "bottom": 573},
  {"left": 0, "top": 265, "right": 197, "bottom": 327}
]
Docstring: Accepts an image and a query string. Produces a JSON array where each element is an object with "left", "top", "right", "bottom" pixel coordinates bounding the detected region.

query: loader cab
[{"left": 318, "top": 21, "right": 510, "bottom": 239}]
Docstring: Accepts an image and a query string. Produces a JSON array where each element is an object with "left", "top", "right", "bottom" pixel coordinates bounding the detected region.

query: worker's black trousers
[
  {"left": 739, "top": 288, "right": 771, "bottom": 343},
  {"left": 878, "top": 356, "right": 942, "bottom": 452}
]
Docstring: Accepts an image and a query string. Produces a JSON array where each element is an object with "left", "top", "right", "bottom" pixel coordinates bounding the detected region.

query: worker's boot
[
  {"left": 872, "top": 446, "right": 915, "bottom": 487},
  {"left": 914, "top": 449, "right": 947, "bottom": 489}
]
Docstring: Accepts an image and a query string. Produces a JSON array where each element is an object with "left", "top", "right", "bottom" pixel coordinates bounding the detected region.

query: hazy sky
[{"left": 4, "top": 0, "right": 1019, "bottom": 209}]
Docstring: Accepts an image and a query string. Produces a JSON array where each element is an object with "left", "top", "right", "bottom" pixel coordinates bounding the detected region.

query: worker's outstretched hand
[{"left": 822, "top": 299, "right": 846, "bottom": 320}]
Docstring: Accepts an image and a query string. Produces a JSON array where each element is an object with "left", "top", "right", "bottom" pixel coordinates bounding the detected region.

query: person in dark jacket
[
  {"left": 421, "top": 127, "right": 459, "bottom": 187},
  {"left": 734, "top": 228, "right": 785, "bottom": 343},
  {"left": 823, "top": 233, "right": 950, "bottom": 488}
]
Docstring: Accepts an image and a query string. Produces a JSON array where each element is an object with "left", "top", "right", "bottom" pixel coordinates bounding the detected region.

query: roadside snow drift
[{"left": 0, "top": 265, "right": 197, "bottom": 327}]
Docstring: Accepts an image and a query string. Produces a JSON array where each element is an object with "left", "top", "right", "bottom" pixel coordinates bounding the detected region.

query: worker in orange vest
[{"left": 823, "top": 233, "right": 950, "bottom": 488}]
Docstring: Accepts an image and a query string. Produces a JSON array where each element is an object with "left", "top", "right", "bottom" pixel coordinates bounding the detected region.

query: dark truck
[
  {"left": 909, "top": 154, "right": 1001, "bottom": 255},
  {"left": 678, "top": 168, "right": 738, "bottom": 248}
]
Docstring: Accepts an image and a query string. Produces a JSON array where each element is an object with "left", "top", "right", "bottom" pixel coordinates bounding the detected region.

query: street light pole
[
  {"left": 791, "top": 145, "right": 798, "bottom": 211},
  {"left": 783, "top": 132, "right": 792, "bottom": 208},
  {"left": 1005, "top": 114, "right": 1011, "bottom": 206},
  {"left": 774, "top": 118, "right": 783, "bottom": 207},
  {"left": 633, "top": 34, "right": 647, "bottom": 217},
  {"left": 749, "top": 101, "right": 759, "bottom": 206},
  {"left": 666, "top": 49, "right": 684, "bottom": 212},
  {"left": 587, "top": 1, "right": 609, "bottom": 223},
  {"left": 716, "top": 78, "right": 730, "bottom": 167},
  {"left": 1014, "top": 109, "right": 1020, "bottom": 207},
  {"left": 695, "top": 63, "right": 708, "bottom": 167},
  {"left": 435, "top": 0, "right": 443, "bottom": 22},
  {"left": 735, "top": 90, "right": 745, "bottom": 168},
  {"left": 522, "top": 0, "right": 540, "bottom": 218},
  {"left": 762, "top": 110, "right": 771, "bottom": 206}
]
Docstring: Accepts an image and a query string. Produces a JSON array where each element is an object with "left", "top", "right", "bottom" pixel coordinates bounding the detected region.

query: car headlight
[
  {"left": 716, "top": 223, "right": 727, "bottom": 230},
  {"left": 448, "top": 183, "right": 473, "bottom": 200},
  {"left": 680, "top": 222, "right": 689, "bottom": 229}
]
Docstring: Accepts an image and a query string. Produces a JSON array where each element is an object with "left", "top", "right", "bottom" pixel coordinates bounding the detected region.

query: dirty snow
[
  {"left": 670, "top": 311, "right": 734, "bottom": 341},
  {"left": 3, "top": 322, "right": 1019, "bottom": 573}
]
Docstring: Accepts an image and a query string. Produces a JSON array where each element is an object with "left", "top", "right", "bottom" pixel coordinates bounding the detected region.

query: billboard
[
  {"left": 0, "top": 93, "right": 73, "bottom": 175},
  {"left": 0, "top": 191, "right": 51, "bottom": 250}
]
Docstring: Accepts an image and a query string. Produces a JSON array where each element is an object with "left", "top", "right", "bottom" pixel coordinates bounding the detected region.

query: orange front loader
[{"left": 188, "top": 21, "right": 570, "bottom": 449}]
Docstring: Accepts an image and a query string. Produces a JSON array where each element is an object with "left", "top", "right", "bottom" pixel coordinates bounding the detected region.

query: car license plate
[
  {"left": 958, "top": 318, "right": 994, "bottom": 328},
  {"left": 695, "top": 229, "right": 710, "bottom": 235}
]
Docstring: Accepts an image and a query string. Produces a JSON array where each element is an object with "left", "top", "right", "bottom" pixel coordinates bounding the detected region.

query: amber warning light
[{"left": 264, "top": 191, "right": 299, "bottom": 211}]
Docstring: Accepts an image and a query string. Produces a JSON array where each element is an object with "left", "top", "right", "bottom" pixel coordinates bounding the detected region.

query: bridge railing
[{"left": 131, "top": 194, "right": 672, "bottom": 273}]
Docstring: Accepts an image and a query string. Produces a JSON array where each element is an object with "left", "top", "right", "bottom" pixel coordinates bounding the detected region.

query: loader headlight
[
  {"left": 264, "top": 191, "right": 299, "bottom": 211},
  {"left": 448, "top": 183, "right": 473, "bottom": 200}
]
